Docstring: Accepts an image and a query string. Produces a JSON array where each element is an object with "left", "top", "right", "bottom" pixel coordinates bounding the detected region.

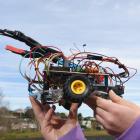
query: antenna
[{"left": 83, "top": 44, "right": 86, "bottom": 52}]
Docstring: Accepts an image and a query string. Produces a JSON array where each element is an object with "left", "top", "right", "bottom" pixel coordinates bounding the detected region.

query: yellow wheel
[
  {"left": 71, "top": 80, "right": 86, "bottom": 95},
  {"left": 63, "top": 75, "right": 93, "bottom": 103}
]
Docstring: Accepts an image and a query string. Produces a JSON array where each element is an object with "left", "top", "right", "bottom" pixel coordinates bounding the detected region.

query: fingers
[
  {"left": 84, "top": 94, "right": 97, "bottom": 110},
  {"left": 95, "top": 102, "right": 122, "bottom": 136},
  {"left": 96, "top": 113, "right": 119, "bottom": 136},
  {"left": 29, "top": 96, "right": 44, "bottom": 123},
  {"left": 94, "top": 90, "right": 140, "bottom": 136},
  {"left": 95, "top": 114, "right": 108, "bottom": 129},
  {"left": 109, "top": 90, "right": 122, "bottom": 103},
  {"left": 96, "top": 107, "right": 110, "bottom": 120},
  {"left": 96, "top": 96, "right": 113, "bottom": 112},
  {"left": 42, "top": 103, "right": 51, "bottom": 113},
  {"left": 109, "top": 90, "right": 129, "bottom": 107},
  {"left": 109, "top": 90, "right": 140, "bottom": 110},
  {"left": 95, "top": 107, "right": 112, "bottom": 129},
  {"left": 85, "top": 91, "right": 114, "bottom": 112},
  {"left": 43, "top": 105, "right": 56, "bottom": 127},
  {"left": 68, "top": 103, "right": 79, "bottom": 119}
]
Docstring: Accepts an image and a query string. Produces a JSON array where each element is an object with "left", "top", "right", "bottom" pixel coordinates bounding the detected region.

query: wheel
[
  {"left": 62, "top": 101, "right": 71, "bottom": 110},
  {"left": 59, "top": 99, "right": 82, "bottom": 110},
  {"left": 63, "top": 75, "right": 93, "bottom": 102}
]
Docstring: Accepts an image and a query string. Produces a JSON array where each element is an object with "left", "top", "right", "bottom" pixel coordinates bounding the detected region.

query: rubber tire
[
  {"left": 63, "top": 75, "right": 93, "bottom": 103},
  {"left": 61, "top": 100, "right": 82, "bottom": 110}
]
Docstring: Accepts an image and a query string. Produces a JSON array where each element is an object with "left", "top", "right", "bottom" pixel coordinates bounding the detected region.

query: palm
[
  {"left": 42, "top": 116, "right": 77, "bottom": 139},
  {"left": 29, "top": 97, "right": 78, "bottom": 140}
]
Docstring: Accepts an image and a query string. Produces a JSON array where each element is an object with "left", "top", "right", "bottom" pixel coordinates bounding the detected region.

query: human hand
[
  {"left": 85, "top": 90, "right": 140, "bottom": 136},
  {"left": 29, "top": 97, "right": 78, "bottom": 140},
  {"left": 85, "top": 90, "right": 140, "bottom": 113}
]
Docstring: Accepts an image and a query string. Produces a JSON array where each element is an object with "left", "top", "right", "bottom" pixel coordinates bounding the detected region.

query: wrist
[{"left": 117, "top": 116, "right": 140, "bottom": 140}]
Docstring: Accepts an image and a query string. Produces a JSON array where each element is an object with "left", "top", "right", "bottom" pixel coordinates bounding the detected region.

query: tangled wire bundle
[{"left": 0, "top": 29, "right": 137, "bottom": 109}]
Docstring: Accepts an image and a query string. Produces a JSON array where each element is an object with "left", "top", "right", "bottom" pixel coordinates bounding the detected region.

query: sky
[{"left": 0, "top": 0, "right": 140, "bottom": 117}]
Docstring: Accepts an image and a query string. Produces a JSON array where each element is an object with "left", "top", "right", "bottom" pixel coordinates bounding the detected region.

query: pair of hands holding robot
[{"left": 29, "top": 90, "right": 140, "bottom": 140}]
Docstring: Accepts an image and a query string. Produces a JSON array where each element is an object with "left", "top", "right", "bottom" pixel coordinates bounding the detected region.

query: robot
[{"left": 0, "top": 29, "right": 137, "bottom": 110}]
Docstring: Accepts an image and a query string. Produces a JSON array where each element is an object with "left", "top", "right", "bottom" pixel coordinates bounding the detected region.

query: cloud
[
  {"left": 0, "top": 81, "right": 27, "bottom": 97},
  {"left": 0, "top": 0, "right": 140, "bottom": 115},
  {"left": 0, "top": 71, "right": 19, "bottom": 78}
]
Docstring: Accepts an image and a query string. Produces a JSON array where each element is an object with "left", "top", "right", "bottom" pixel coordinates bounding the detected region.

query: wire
[{"left": 1, "top": 29, "right": 136, "bottom": 104}]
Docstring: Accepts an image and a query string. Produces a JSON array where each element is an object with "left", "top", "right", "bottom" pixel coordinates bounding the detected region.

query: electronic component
[{"left": 0, "top": 29, "right": 137, "bottom": 110}]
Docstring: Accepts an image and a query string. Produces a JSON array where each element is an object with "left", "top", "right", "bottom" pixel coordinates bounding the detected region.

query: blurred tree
[
  {"left": 24, "top": 107, "right": 40, "bottom": 130},
  {"left": 56, "top": 112, "right": 67, "bottom": 119},
  {"left": 0, "top": 88, "right": 3, "bottom": 107},
  {"left": 0, "top": 89, "right": 13, "bottom": 132},
  {"left": 78, "top": 113, "right": 83, "bottom": 121},
  {"left": 24, "top": 107, "right": 35, "bottom": 119},
  {"left": 78, "top": 113, "right": 83, "bottom": 126}
]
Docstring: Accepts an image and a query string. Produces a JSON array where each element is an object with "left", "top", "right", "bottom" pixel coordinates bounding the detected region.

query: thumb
[
  {"left": 68, "top": 103, "right": 78, "bottom": 119},
  {"left": 109, "top": 90, "right": 122, "bottom": 103},
  {"left": 109, "top": 90, "right": 140, "bottom": 110},
  {"left": 43, "top": 105, "right": 56, "bottom": 127}
]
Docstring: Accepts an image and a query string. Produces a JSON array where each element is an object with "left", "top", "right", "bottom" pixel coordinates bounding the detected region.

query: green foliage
[
  {"left": 84, "top": 129, "right": 109, "bottom": 137},
  {"left": 56, "top": 112, "right": 67, "bottom": 118},
  {"left": 0, "top": 129, "right": 111, "bottom": 140},
  {"left": 24, "top": 108, "right": 35, "bottom": 119},
  {"left": 78, "top": 113, "right": 83, "bottom": 121},
  {"left": 0, "top": 130, "right": 41, "bottom": 140}
]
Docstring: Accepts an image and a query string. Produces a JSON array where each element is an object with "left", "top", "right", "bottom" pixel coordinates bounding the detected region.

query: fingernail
[
  {"left": 52, "top": 105, "right": 56, "bottom": 111},
  {"left": 109, "top": 89, "right": 114, "bottom": 93}
]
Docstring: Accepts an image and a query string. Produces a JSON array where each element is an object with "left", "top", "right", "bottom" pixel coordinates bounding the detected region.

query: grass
[
  {"left": 0, "top": 129, "right": 111, "bottom": 140},
  {"left": 0, "top": 131, "right": 41, "bottom": 140},
  {"left": 84, "top": 129, "right": 109, "bottom": 137}
]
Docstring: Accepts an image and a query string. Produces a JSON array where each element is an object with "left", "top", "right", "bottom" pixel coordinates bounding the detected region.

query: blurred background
[{"left": 0, "top": 0, "right": 140, "bottom": 139}]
